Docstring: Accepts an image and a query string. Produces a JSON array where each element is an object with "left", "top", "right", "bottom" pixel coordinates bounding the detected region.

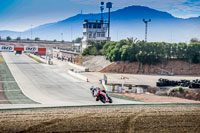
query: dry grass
[
  {"left": 113, "top": 93, "right": 200, "bottom": 103},
  {"left": 0, "top": 106, "right": 200, "bottom": 132}
]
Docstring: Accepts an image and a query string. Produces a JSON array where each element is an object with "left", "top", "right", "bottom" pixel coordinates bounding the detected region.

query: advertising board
[
  {"left": 24, "top": 46, "right": 38, "bottom": 52},
  {"left": 0, "top": 45, "right": 14, "bottom": 52}
]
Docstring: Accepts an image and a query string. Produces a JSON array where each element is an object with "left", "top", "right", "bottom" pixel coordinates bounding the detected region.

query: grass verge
[
  {"left": 0, "top": 61, "right": 38, "bottom": 104},
  {"left": 0, "top": 57, "right": 5, "bottom": 63},
  {"left": 27, "top": 54, "right": 45, "bottom": 64},
  {"left": 108, "top": 92, "right": 141, "bottom": 102}
]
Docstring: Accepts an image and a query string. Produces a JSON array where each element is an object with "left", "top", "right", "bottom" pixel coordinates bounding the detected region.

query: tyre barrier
[{"left": 156, "top": 78, "right": 200, "bottom": 89}]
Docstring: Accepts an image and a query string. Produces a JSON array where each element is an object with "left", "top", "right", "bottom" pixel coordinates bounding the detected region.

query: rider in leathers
[{"left": 90, "top": 86, "right": 109, "bottom": 101}]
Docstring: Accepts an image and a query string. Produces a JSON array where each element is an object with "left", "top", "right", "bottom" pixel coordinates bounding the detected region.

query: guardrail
[
  {"left": 68, "top": 62, "right": 89, "bottom": 72},
  {"left": 68, "top": 70, "right": 88, "bottom": 82}
]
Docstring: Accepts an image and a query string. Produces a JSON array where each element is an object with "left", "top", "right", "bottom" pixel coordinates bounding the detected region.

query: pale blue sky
[{"left": 0, "top": 0, "right": 199, "bottom": 31}]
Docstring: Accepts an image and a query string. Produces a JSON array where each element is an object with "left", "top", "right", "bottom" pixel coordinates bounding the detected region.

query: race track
[{"left": 2, "top": 52, "right": 141, "bottom": 106}]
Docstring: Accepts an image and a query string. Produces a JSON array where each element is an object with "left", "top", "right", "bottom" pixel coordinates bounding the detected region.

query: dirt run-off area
[
  {"left": 0, "top": 106, "right": 200, "bottom": 133},
  {"left": 113, "top": 93, "right": 200, "bottom": 103}
]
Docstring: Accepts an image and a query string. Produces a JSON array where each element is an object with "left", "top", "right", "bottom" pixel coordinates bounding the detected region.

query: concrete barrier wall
[
  {"left": 28, "top": 54, "right": 47, "bottom": 63},
  {"left": 68, "top": 62, "right": 89, "bottom": 72},
  {"left": 68, "top": 70, "right": 88, "bottom": 82},
  {"left": 102, "top": 80, "right": 113, "bottom": 92}
]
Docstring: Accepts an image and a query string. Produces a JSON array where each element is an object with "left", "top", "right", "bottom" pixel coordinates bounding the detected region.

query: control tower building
[{"left": 82, "top": 1, "right": 112, "bottom": 49}]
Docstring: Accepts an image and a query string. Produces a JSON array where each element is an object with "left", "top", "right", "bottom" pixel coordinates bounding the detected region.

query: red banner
[{"left": 14, "top": 47, "right": 46, "bottom": 54}]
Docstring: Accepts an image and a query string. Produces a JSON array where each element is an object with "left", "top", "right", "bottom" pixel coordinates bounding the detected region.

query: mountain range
[{"left": 0, "top": 5, "right": 199, "bottom": 43}]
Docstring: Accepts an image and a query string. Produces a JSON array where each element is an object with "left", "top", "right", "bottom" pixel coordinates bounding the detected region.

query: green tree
[
  {"left": 82, "top": 47, "right": 90, "bottom": 56},
  {"left": 120, "top": 45, "right": 129, "bottom": 61},
  {"left": 190, "top": 38, "right": 199, "bottom": 43},
  {"left": 73, "top": 37, "right": 82, "bottom": 43},
  {"left": 103, "top": 41, "right": 116, "bottom": 56},
  {"left": 35, "top": 37, "right": 40, "bottom": 41},
  {"left": 6, "top": 36, "right": 11, "bottom": 41},
  {"left": 187, "top": 42, "right": 200, "bottom": 63},
  {"left": 127, "top": 43, "right": 137, "bottom": 62},
  {"left": 89, "top": 46, "right": 98, "bottom": 55},
  {"left": 16, "top": 37, "right": 21, "bottom": 41},
  {"left": 176, "top": 43, "right": 187, "bottom": 59}
]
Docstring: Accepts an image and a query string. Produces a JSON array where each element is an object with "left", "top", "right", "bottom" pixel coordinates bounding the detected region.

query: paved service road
[{"left": 2, "top": 53, "right": 142, "bottom": 106}]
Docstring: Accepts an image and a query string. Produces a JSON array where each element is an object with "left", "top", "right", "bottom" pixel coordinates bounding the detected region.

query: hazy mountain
[{"left": 0, "top": 5, "right": 199, "bottom": 43}]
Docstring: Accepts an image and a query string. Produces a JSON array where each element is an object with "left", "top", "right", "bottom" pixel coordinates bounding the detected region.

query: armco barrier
[
  {"left": 68, "top": 70, "right": 88, "bottom": 82},
  {"left": 68, "top": 62, "right": 89, "bottom": 72}
]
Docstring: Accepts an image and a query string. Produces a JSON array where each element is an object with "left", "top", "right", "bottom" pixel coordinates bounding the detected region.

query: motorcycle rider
[
  {"left": 90, "top": 86, "right": 110, "bottom": 102},
  {"left": 90, "top": 86, "right": 100, "bottom": 101}
]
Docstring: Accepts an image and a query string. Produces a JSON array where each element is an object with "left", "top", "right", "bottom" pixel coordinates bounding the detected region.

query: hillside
[
  {"left": 100, "top": 59, "right": 200, "bottom": 76},
  {"left": 0, "top": 5, "right": 199, "bottom": 42}
]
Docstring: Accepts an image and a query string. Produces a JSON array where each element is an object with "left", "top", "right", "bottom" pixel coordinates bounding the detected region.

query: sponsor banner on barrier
[
  {"left": 24, "top": 46, "right": 38, "bottom": 52},
  {"left": 0, "top": 45, "right": 14, "bottom": 52}
]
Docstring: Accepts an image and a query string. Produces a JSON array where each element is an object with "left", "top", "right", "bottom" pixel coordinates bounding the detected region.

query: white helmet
[{"left": 90, "top": 86, "right": 94, "bottom": 90}]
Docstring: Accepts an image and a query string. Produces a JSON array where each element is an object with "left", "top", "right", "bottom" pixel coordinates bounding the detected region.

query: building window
[
  {"left": 89, "top": 24, "right": 92, "bottom": 28},
  {"left": 89, "top": 33, "right": 92, "bottom": 38},
  {"left": 101, "top": 33, "right": 105, "bottom": 37},
  {"left": 98, "top": 24, "right": 101, "bottom": 28},
  {"left": 93, "top": 33, "right": 96, "bottom": 38},
  {"left": 97, "top": 33, "right": 101, "bottom": 37},
  {"left": 93, "top": 24, "right": 97, "bottom": 29}
]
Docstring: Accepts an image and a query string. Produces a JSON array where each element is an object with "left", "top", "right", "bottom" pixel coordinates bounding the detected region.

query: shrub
[
  {"left": 177, "top": 86, "right": 183, "bottom": 93},
  {"left": 82, "top": 39, "right": 200, "bottom": 65}
]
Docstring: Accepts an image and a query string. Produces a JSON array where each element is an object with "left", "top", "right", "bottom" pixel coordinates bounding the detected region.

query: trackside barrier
[
  {"left": 68, "top": 62, "right": 89, "bottom": 72},
  {"left": 0, "top": 45, "right": 46, "bottom": 54},
  {"left": 102, "top": 80, "right": 112, "bottom": 92},
  {"left": 29, "top": 54, "right": 47, "bottom": 63},
  {"left": 0, "top": 45, "right": 14, "bottom": 52},
  {"left": 68, "top": 70, "right": 88, "bottom": 82}
]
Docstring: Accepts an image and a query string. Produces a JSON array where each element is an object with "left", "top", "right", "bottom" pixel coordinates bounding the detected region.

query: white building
[{"left": 82, "top": 20, "right": 110, "bottom": 49}]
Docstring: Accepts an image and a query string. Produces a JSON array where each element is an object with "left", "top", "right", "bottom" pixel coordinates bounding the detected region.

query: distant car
[{"left": 15, "top": 51, "right": 22, "bottom": 55}]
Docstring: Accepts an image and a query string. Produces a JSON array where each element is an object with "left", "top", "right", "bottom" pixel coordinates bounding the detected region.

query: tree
[
  {"left": 102, "top": 41, "right": 116, "bottom": 56},
  {"left": 190, "top": 38, "right": 199, "bottom": 43},
  {"left": 82, "top": 47, "right": 90, "bottom": 56},
  {"left": 6, "top": 36, "right": 11, "bottom": 41},
  {"left": 89, "top": 46, "right": 98, "bottom": 55},
  {"left": 16, "top": 37, "right": 21, "bottom": 41},
  {"left": 53, "top": 39, "right": 57, "bottom": 42},
  {"left": 120, "top": 45, "right": 129, "bottom": 61},
  {"left": 176, "top": 43, "right": 187, "bottom": 59},
  {"left": 127, "top": 43, "right": 138, "bottom": 62},
  {"left": 73, "top": 37, "right": 82, "bottom": 43},
  {"left": 27, "top": 38, "right": 30, "bottom": 41},
  {"left": 82, "top": 38, "right": 200, "bottom": 64},
  {"left": 187, "top": 42, "right": 200, "bottom": 63},
  {"left": 35, "top": 37, "right": 40, "bottom": 41}
]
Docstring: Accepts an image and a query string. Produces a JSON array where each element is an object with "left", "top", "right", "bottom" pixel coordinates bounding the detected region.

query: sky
[{"left": 0, "top": 0, "right": 199, "bottom": 31}]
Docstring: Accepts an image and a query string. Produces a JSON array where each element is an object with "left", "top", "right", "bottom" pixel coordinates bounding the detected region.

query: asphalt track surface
[{"left": 1, "top": 53, "right": 142, "bottom": 108}]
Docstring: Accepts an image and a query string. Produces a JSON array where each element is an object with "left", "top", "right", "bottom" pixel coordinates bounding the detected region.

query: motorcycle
[{"left": 91, "top": 87, "right": 112, "bottom": 103}]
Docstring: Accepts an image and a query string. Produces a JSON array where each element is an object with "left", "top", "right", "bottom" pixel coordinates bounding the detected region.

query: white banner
[
  {"left": 24, "top": 46, "right": 38, "bottom": 53},
  {"left": 0, "top": 45, "right": 14, "bottom": 52}
]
